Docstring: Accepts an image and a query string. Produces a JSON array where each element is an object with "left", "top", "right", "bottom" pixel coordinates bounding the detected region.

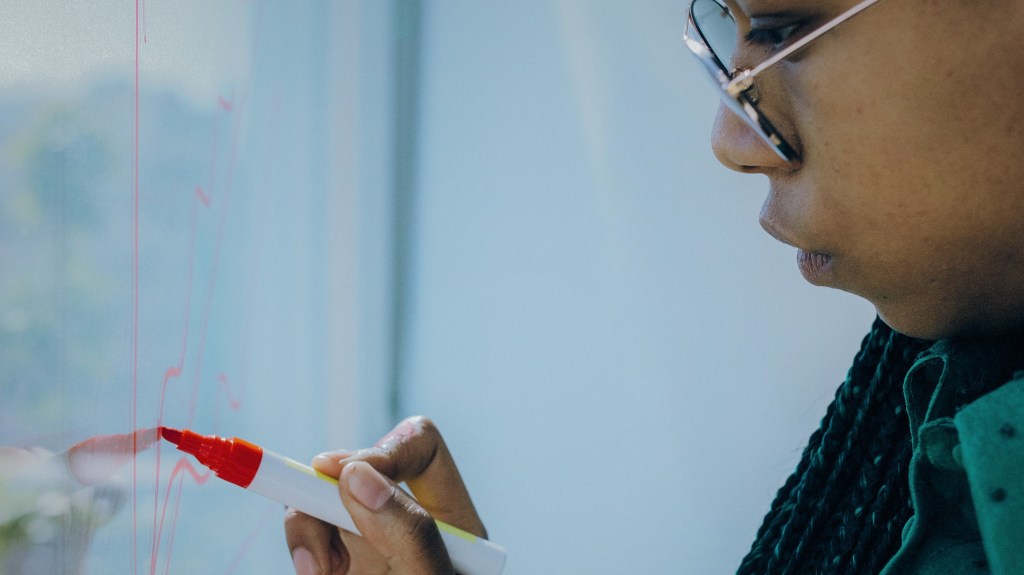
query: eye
[{"left": 744, "top": 21, "right": 804, "bottom": 51}]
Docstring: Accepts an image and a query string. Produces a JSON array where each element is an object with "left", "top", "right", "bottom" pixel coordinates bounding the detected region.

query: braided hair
[{"left": 737, "top": 317, "right": 932, "bottom": 575}]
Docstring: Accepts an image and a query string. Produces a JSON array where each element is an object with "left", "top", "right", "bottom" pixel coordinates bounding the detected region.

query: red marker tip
[
  {"left": 157, "top": 428, "right": 263, "bottom": 488},
  {"left": 159, "top": 426, "right": 183, "bottom": 445}
]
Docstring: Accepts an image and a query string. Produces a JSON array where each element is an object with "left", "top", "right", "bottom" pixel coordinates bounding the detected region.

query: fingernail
[
  {"left": 345, "top": 461, "right": 393, "bottom": 511},
  {"left": 291, "top": 547, "right": 319, "bottom": 575},
  {"left": 313, "top": 450, "right": 351, "bottom": 466},
  {"left": 316, "top": 449, "right": 353, "bottom": 460}
]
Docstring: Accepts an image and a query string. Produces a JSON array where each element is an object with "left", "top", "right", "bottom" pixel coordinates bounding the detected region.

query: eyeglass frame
[{"left": 683, "top": 0, "right": 883, "bottom": 165}]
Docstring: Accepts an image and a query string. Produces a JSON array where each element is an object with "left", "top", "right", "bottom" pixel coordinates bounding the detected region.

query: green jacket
[{"left": 880, "top": 340, "right": 1024, "bottom": 575}]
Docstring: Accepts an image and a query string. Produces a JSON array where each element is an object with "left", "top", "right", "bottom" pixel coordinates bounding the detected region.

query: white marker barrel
[{"left": 246, "top": 448, "right": 507, "bottom": 575}]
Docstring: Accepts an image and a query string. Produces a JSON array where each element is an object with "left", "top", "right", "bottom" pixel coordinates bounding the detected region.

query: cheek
[
  {"left": 778, "top": 5, "right": 1024, "bottom": 337},
  {"left": 788, "top": 4, "right": 1024, "bottom": 203},
  {"left": 778, "top": 32, "right": 1024, "bottom": 336},
  {"left": 826, "top": 183, "right": 1024, "bottom": 338}
]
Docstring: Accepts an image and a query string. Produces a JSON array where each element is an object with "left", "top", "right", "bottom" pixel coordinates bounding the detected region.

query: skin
[
  {"left": 287, "top": 2, "right": 1024, "bottom": 572},
  {"left": 716, "top": 0, "right": 1024, "bottom": 339},
  {"left": 284, "top": 416, "right": 485, "bottom": 574}
]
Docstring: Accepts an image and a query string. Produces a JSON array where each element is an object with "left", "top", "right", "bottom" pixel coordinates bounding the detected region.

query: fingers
[
  {"left": 312, "top": 416, "right": 486, "bottom": 539},
  {"left": 283, "top": 507, "right": 348, "bottom": 574},
  {"left": 338, "top": 461, "right": 455, "bottom": 575},
  {"left": 300, "top": 416, "right": 486, "bottom": 574}
]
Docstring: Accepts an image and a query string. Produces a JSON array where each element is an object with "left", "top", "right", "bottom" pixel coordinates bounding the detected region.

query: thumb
[{"left": 339, "top": 460, "right": 455, "bottom": 574}]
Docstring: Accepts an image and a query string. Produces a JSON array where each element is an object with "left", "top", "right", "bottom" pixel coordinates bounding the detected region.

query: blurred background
[{"left": 0, "top": 1, "right": 875, "bottom": 573}]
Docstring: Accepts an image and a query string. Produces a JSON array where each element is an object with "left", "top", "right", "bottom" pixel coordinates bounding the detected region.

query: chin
[
  {"left": 875, "top": 303, "right": 1024, "bottom": 341},
  {"left": 879, "top": 317, "right": 943, "bottom": 340},
  {"left": 871, "top": 302, "right": 955, "bottom": 341}
]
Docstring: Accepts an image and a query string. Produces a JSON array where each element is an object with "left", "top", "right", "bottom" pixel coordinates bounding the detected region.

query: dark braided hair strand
[{"left": 736, "top": 317, "right": 932, "bottom": 575}]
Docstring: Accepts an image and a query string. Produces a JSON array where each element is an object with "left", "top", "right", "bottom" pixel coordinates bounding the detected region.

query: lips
[
  {"left": 759, "top": 215, "right": 802, "bottom": 250},
  {"left": 797, "top": 249, "right": 834, "bottom": 283},
  {"left": 760, "top": 214, "right": 835, "bottom": 283}
]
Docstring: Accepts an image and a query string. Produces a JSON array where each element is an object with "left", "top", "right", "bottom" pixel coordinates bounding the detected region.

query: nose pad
[
  {"left": 730, "top": 68, "right": 761, "bottom": 104},
  {"left": 743, "top": 83, "right": 761, "bottom": 105}
]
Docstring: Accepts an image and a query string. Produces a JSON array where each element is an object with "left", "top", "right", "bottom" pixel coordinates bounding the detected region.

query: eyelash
[{"left": 744, "top": 22, "right": 804, "bottom": 51}]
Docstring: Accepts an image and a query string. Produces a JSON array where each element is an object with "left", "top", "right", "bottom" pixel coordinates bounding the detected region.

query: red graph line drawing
[
  {"left": 150, "top": 458, "right": 212, "bottom": 575},
  {"left": 186, "top": 91, "right": 247, "bottom": 426},
  {"left": 132, "top": 5, "right": 262, "bottom": 572},
  {"left": 148, "top": 92, "right": 248, "bottom": 574},
  {"left": 218, "top": 373, "right": 245, "bottom": 411},
  {"left": 153, "top": 90, "right": 241, "bottom": 435},
  {"left": 195, "top": 185, "right": 211, "bottom": 206}
]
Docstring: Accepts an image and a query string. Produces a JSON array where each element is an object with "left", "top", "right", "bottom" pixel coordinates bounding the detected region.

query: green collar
[{"left": 904, "top": 335, "right": 1024, "bottom": 444}]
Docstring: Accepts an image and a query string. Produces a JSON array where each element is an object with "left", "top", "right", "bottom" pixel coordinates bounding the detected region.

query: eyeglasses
[{"left": 683, "top": 0, "right": 882, "bottom": 165}]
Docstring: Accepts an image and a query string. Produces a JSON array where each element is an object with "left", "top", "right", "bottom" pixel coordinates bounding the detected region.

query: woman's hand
[{"left": 284, "top": 416, "right": 487, "bottom": 574}]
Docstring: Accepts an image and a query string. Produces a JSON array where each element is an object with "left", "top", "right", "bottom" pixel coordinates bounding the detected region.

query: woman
[{"left": 285, "top": 0, "right": 1024, "bottom": 573}]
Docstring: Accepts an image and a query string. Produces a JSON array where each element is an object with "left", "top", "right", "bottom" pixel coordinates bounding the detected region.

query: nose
[{"left": 711, "top": 105, "right": 795, "bottom": 173}]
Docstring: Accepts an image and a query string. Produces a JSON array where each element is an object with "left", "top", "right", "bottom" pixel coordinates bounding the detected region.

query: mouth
[
  {"left": 759, "top": 214, "right": 813, "bottom": 252},
  {"left": 760, "top": 216, "right": 835, "bottom": 284}
]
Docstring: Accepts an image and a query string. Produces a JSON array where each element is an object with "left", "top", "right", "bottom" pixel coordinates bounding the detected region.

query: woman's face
[{"left": 711, "top": 0, "right": 1024, "bottom": 339}]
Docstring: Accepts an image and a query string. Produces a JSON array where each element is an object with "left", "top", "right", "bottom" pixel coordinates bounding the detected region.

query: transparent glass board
[{"left": 0, "top": 2, "right": 387, "bottom": 572}]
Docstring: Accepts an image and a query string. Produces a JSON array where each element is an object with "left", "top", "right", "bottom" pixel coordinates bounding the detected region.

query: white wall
[{"left": 402, "top": 2, "right": 876, "bottom": 573}]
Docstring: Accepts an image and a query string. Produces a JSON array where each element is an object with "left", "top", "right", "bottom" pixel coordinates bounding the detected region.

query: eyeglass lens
[{"left": 691, "top": 0, "right": 737, "bottom": 71}]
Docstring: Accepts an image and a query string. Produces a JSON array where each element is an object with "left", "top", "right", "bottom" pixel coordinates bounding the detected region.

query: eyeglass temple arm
[{"left": 727, "top": 0, "right": 880, "bottom": 94}]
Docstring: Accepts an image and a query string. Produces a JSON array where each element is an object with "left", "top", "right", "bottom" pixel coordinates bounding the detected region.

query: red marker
[{"left": 160, "top": 427, "right": 506, "bottom": 575}]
